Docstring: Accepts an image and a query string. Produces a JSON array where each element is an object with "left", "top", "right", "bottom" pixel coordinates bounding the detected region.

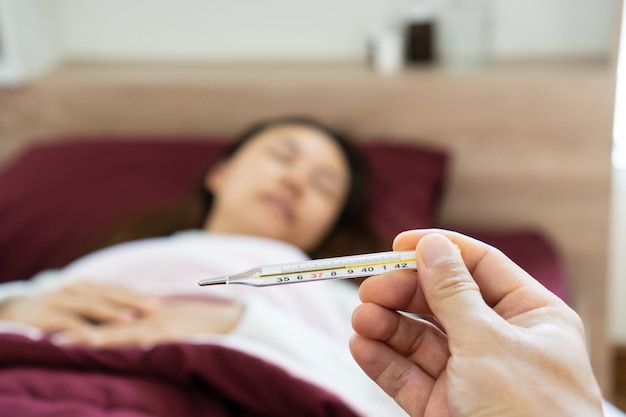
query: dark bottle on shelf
[{"left": 405, "top": 0, "right": 436, "bottom": 64}]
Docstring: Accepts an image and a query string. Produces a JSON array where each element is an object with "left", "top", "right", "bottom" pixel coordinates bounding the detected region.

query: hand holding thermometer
[{"left": 198, "top": 250, "right": 417, "bottom": 287}]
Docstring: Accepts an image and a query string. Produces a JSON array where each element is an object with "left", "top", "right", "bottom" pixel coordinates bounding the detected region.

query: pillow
[
  {"left": 0, "top": 137, "right": 448, "bottom": 282},
  {"left": 362, "top": 142, "right": 448, "bottom": 241},
  {"left": 461, "top": 229, "right": 568, "bottom": 302}
]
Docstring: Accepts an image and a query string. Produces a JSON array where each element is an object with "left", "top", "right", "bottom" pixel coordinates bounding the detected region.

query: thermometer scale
[{"left": 198, "top": 250, "right": 417, "bottom": 287}]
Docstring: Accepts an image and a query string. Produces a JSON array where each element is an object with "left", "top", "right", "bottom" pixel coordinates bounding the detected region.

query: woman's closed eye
[
  {"left": 311, "top": 174, "right": 342, "bottom": 200},
  {"left": 266, "top": 139, "right": 346, "bottom": 200}
]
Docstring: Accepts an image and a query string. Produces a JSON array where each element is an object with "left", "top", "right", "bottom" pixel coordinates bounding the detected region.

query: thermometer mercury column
[{"left": 198, "top": 250, "right": 417, "bottom": 287}]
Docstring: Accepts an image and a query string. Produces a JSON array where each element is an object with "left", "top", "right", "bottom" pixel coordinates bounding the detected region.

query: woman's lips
[{"left": 262, "top": 194, "right": 295, "bottom": 222}]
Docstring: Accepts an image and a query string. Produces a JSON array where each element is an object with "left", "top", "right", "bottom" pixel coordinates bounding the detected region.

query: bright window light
[{"left": 614, "top": 5, "right": 626, "bottom": 169}]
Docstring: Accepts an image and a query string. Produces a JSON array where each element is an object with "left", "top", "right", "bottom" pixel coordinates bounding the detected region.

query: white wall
[
  {"left": 0, "top": 0, "right": 60, "bottom": 85},
  {"left": 491, "top": 0, "right": 617, "bottom": 58},
  {"left": 49, "top": 0, "right": 617, "bottom": 62},
  {"left": 51, "top": 0, "right": 394, "bottom": 61},
  {"left": 0, "top": 0, "right": 618, "bottom": 78}
]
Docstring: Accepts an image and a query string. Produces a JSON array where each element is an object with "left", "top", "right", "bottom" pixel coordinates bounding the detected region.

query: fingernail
[
  {"left": 142, "top": 297, "right": 161, "bottom": 310},
  {"left": 88, "top": 333, "right": 103, "bottom": 346},
  {"left": 118, "top": 309, "right": 136, "bottom": 322},
  {"left": 51, "top": 332, "right": 74, "bottom": 346},
  {"left": 419, "top": 234, "right": 459, "bottom": 268}
]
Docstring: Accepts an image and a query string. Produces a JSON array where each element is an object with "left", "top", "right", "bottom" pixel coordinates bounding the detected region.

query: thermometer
[{"left": 198, "top": 250, "right": 417, "bottom": 287}]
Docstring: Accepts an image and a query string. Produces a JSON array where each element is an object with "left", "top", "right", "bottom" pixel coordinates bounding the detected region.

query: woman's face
[{"left": 204, "top": 124, "right": 351, "bottom": 252}]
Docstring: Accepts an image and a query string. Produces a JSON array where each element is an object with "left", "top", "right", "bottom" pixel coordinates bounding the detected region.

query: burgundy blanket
[{"left": 0, "top": 333, "right": 359, "bottom": 417}]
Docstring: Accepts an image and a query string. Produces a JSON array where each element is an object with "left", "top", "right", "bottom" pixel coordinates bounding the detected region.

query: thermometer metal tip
[{"left": 198, "top": 276, "right": 229, "bottom": 286}]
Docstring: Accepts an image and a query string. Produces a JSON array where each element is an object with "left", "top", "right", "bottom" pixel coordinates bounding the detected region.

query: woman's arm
[
  {"left": 0, "top": 279, "right": 161, "bottom": 334},
  {"left": 51, "top": 297, "right": 243, "bottom": 345}
]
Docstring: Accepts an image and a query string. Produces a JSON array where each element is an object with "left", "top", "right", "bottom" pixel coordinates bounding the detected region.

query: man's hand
[{"left": 350, "top": 230, "right": 603, "bottom": 417}]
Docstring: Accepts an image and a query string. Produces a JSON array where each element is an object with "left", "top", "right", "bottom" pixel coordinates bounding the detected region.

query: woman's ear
[{"left": 204, "top": 160, "right": 228, "bottom": 194}]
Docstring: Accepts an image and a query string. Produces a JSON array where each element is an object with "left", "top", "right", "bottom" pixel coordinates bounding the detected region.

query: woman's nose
[{"left": 279, "top": 166, "right": 308, "bottom": 196}]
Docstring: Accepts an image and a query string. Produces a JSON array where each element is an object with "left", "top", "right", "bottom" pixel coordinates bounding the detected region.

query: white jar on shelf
[{"left": 367, "top": 26, "right": 404, "bottom": 76}]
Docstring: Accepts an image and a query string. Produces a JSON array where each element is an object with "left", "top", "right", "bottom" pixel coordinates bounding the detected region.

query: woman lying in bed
[
  {"left": 0, "top": 117, "right": 405, "bottom": 416},
  {"left": 0, "top": 117, "right": 618, "bottom": 417}
]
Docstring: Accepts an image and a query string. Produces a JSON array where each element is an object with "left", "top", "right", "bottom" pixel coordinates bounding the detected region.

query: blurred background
[
  {"left": 0, "top": 0, "right": 618, "bottom": 74},
  {"left": 0, "top": 0, "right": 625, "bottom": 408}
]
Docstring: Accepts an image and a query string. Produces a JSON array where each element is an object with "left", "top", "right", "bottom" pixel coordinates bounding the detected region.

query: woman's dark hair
[{"left": 70, "top": 117, "right": 385, "bottom": 265}]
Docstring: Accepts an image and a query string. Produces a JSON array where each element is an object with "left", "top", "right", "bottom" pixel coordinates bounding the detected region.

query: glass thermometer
[{"left": 198, "top": 250, "right": 417, "bottom": 287}]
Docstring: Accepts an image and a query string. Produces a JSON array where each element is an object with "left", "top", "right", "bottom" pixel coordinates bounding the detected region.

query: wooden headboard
[{"left": 0, "top": 61, "right": 616, "bottom": 390}]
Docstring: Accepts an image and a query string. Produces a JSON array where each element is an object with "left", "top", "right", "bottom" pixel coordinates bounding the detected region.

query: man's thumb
[{"left": 416, "top": 233, "right": 494, "bottom": 335}]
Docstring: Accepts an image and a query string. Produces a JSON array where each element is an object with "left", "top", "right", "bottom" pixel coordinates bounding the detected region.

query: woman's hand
[
  {"left": 52, "top": 299, "right": 244, "bottom": 347},
  {"left": 350, "top": 230, "right": 603, "bottom": 417},
  {"left": 0, "top": 281, "right": 160, "bottom": 333}
]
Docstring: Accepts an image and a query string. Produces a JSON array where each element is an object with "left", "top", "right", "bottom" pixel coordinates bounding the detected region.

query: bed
[{"left": 0, "top": 136, "right": 567, "bottom": 416}]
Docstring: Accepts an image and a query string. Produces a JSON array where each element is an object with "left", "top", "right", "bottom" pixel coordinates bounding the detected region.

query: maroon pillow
[
  {"left": 0, "top": 137, "right": 448, "bottom": 282},
  {"left": 0, "top": 138, "right": 226, "bottom": 282},
  {"left": 462, "top": 229, "right": 568, "bottom": 302},
  {"left": 362, "top": 143, "right": 448, "bottom": 241}
]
